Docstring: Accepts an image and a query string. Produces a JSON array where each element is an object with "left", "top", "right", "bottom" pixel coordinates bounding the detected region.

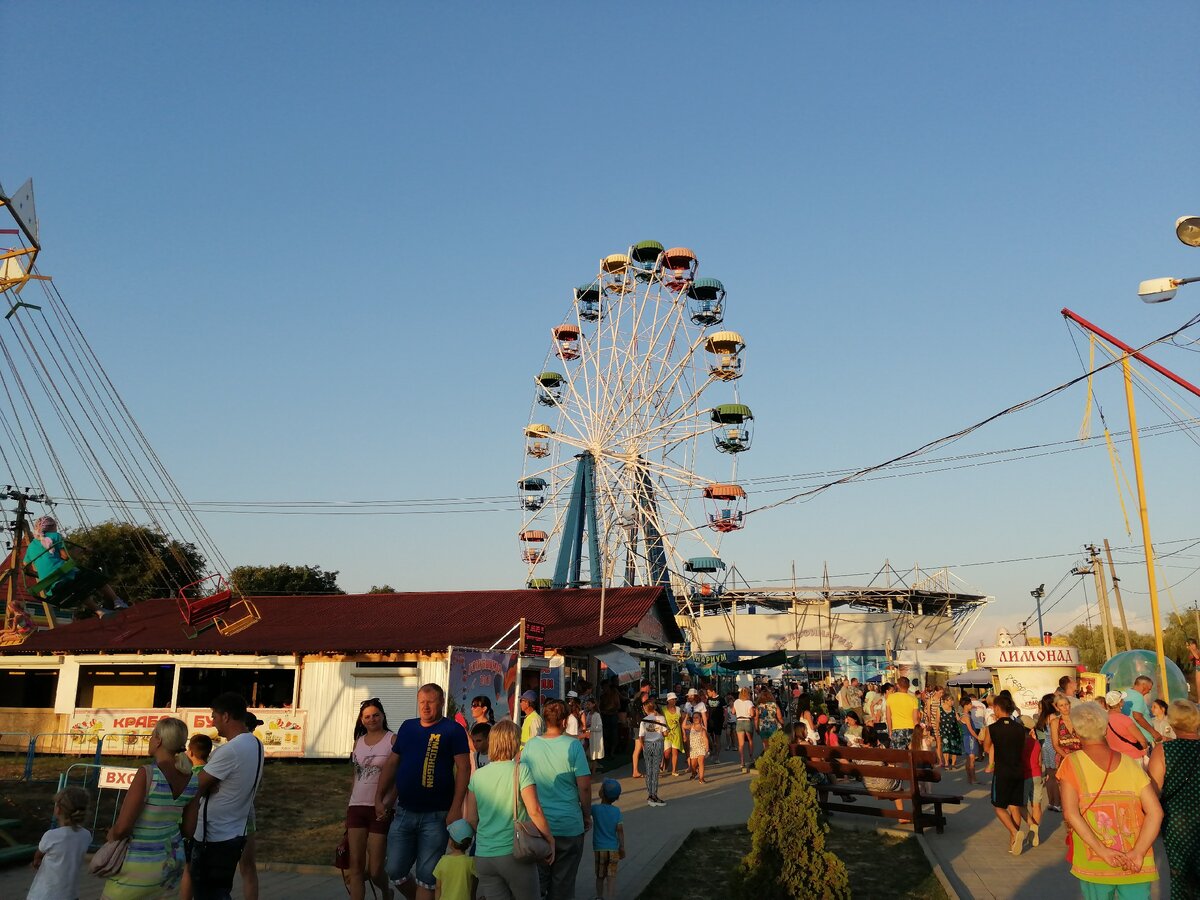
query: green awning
[{"left": 720, "top": 650, "right": 788, "bottom": 671}]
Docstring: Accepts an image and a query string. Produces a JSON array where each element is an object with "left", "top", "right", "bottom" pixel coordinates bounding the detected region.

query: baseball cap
[
  {"left": 1104, "top": 690, "right": 1127, "bottom": 707},
  {"left": 566, "top": 690, "right": 579, "bottom": 699},
  {"left": 601, "top": 778, "right": 622, "bottom": 801},
  {"left": 447, "top": 819, "right": 474, "bottom": 844},
  {"left": 520, "top": 690, "right": 538, "bottom": 702}
]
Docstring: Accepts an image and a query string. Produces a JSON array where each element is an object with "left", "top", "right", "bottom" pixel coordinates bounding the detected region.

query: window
[
  {"left": 77, "top": 666, "right": 173, "bottom": 709},
  {"left": 0, "top": 669, "right": 58, "bottom": 708},
  {"left": 176, "top": 667, "right": 296, "bottom": 708}
]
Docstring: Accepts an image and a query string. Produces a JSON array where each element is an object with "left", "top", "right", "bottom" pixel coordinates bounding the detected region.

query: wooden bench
[
  {"left": 794, "top": 744, "right": 963, "bottom": 834},
  {"left": 0, "top": 815, "right": 36, "bottom": 865}
]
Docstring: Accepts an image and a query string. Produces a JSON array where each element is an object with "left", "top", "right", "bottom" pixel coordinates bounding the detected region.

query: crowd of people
[{"left": 27, "top": 692, "right": 265, "bottom": 900}]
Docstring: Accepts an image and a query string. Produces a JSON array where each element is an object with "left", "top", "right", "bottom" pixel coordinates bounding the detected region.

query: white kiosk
[{"left": 974, "top": 641, "right": 1081, "bottom": 717}]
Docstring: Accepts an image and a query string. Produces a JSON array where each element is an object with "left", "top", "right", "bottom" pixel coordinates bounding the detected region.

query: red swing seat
[{"left": 178, "top": 575, "right": 260, "bottom": 638}]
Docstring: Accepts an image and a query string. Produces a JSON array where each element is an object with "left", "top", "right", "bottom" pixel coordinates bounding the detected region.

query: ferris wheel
[{"left": 518, "top": 242, "right": 753, "bottom": 614}]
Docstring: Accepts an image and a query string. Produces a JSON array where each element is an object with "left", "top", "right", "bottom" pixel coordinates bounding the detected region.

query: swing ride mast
[{"left": 1061, "top": 307, "right": 1184, "bottom": 697}]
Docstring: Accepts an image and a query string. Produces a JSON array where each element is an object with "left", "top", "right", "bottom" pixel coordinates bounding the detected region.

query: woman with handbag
[
  {"left": 101, "top": 717, "right": 200, "bottom": 899},
  {"left": 345, "top": 698, "right": 396, "bottom": 900},
  {"left": 465, "top": 719, "right": 555, "bottom": 900},
  {"left": 1058, "top": 701, "right": 1162, "bottom": 899}
]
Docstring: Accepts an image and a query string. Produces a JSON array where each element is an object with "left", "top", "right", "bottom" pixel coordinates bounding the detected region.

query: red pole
[{"left": 1061, "top": 308, "right": 1200, "bottom": 400}]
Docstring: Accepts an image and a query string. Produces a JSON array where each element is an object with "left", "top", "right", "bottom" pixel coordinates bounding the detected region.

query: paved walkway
[
  {"left": 0, "top": 749, "right": 757, "bottom": 899},
  {"left": 838, "top": 765, "right": 1170, "bottom": 900}
]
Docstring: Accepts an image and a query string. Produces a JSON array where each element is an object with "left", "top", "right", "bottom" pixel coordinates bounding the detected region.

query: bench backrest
[{"left": 794, "top": 744, "right": 943, "bottom": 785}]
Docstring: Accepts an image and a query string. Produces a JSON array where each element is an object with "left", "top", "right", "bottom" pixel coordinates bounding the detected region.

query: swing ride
[
  {"left": 0, "top": 178, "right": 258, "bottom": 645},
  {"left": 517, "top": 241, "right": 752, "bottom": 623}
]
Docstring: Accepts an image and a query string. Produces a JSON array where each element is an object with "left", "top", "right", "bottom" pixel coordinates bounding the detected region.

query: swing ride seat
[
  {"left": 31, "top": 560, "right": 108, "bottom": 611},
  {"left": 178, "top": 575, "right": 261, "bottom": 639}
]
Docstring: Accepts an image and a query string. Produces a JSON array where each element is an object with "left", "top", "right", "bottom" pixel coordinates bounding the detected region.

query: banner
[
  {"left": 67, "top": 708, "right": 307, "bottom": 758},
  {"left": 448, "top": 647, "right": 518, "bottom": 723},
  {"left": 539, "top": 667, "right": 562, "bottom": 706}
]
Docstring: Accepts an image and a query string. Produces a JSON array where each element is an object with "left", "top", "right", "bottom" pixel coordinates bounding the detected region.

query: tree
[
  {"left": 1067, "top": 613, "right": 1197, "bottom": 673},
  {"left": 230, "top": 564, "right": 344, "bottom": 596},
  {"left": 66, "top": 520, "right": 208, "bottom": 604},
  {"left": 366, "top": 584, "right": 398, "bottom": 594},
  {"left": 733, "top": 731, "right": 849, "bottom": 899}
]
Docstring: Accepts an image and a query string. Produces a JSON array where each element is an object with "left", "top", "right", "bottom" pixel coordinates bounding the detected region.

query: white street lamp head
[
  {"left": 1177, "top": 215, "right": 1200, "bottom": 248},
  {"left": 1138, "top": 277, "right": 1179, "bottom": 303}
]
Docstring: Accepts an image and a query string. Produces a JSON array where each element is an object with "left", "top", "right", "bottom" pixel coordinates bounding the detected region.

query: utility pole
[
  {"left": 1087, "top": 544, "right": 1117, "bottom": 661},
  {"left": 1030, "top": 584, "right": 1046, "bottom": 645},
  {"left": 1103, "top": 539, "right": 1132, "bottom": 652}
]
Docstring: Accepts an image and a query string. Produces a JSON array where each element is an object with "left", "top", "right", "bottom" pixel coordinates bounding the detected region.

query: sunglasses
[
  {"left": 471, "top": 700, "right": 487, "bottom": 707},
  {"left": 360, "top": 698, "right": 381, "bottom": 708}
]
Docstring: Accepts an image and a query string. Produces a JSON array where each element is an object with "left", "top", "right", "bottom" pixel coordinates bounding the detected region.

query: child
[
  {"left": 28, "top": 786, "right": 91, "bottom": 900},
  {"left": 591, "top": 779, "right": 625, "bottom": 900},
  {"left": 186, "top": 733, "right": 212, "bottom": 772},
  {"left": 724, "top": 693, "right": 738, "bottom": 750},
  {"left": 470, "top": 722, "right": 491, "bottom": 769},
  {"left": 433, "top": 819, "right": 477, "bottom": 900},
  {"left": 1151, "top": 698, "right": 1177, "bottom": 741},
  {"left": 1020, "top": 715, "right": 1044, "bottom": 847},
  {"left": 787, "top": 721, "right": 808, "bottom": 756},
  {"left": 687, "top": 712, "right": 709, "bottom": 783}
]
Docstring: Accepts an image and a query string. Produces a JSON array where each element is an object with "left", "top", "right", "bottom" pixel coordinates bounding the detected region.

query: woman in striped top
[{"left": 102, "top": 717, "right": 200, "bottom": 899}]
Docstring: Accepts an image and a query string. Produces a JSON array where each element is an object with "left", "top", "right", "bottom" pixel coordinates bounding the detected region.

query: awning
[
  {"left": 946, "top": 668, "right": 994, "bottom": 687},
  {"left": 720, "top": 650, "right": 789, "bottom": 672},
  {"left": 594, "top": 644, "right": 642, "bottom": 683}
]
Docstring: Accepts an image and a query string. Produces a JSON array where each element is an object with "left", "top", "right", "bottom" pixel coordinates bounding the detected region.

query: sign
[
  {"left": 539, "top": 667, "right": 563, "bottom": 705},
  {"left": 68, "top": 708, "right": 307, "bottom": 758},
  {"left": 974, "top": 646, "right": 1080, "bottom": 668},
  {"left": 449, "top": 647, "right": 518, "bottom": 721},
  {"left": 98, "top": 766, "right": 138, "bottom": 790},
  {"left": 520, "top": 619, "right": 546, "bottom": 656}
]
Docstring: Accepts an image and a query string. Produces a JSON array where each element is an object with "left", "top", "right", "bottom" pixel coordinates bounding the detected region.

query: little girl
[
  {"left": 28, "top": 786, "right": 91, "bottom": 900},
  {"left": 687, "top": 712, "right": 709, "bottom": 783},
  {"left": 1151, "top": 698, "right": 1177, "bottom": 741}
]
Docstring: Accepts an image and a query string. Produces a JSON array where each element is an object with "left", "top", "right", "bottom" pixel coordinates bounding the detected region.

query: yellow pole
[{"left": 1123, "top": 356, "right": 1170, "bottom": 695}]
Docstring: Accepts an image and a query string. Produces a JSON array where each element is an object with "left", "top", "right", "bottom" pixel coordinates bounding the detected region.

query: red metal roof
[{"left": 6, "top": 587, "right": 677, "bottom": 656}]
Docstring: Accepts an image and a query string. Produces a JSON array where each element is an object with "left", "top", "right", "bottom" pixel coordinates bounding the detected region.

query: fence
[
  {"left": 55, "top": 763, "right": 133, "bottom": 845},
  {"left": 2, "top": 731, "right": 154, "bottom": 782}
]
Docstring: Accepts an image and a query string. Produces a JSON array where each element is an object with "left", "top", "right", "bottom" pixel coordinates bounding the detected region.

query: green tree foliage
[
  {"left": 1067, "top": 612, "right": 1199, "bottom": 672},
  {"left": 66, "top": 521, "right": 207, "bottom": 604},
  {"left": 366, "top": 584, "right": 398, "bottom": 594},
  {"left": 733, "top": 731, "right": 849, "bottom": 899},
  {"left": 230, "top": 564, "right": 344, "bottom": 596}
]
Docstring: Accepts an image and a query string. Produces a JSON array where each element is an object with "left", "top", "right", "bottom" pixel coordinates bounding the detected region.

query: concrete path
[
  {"left": 838, "top": 765, "right": 1170, "bottom": 900},
  {"left": 0, "top": 749, "right": 757, "bottom": 899}
]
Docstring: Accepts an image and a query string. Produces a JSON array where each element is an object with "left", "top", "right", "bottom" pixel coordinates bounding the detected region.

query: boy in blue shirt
[{"left": 591, "top": 778, "right": 625, "bottom": 900}]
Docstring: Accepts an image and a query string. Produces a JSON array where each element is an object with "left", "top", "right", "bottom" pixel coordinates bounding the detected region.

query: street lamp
[
  {"left": 1177, "top": 215, "right": 1200, "bottom": 247},
  {"left": 1137, "top": 276, "right": 1200, "bottom": 303},
  {"left": 1030, "top": 584, "right": 1045, "bottom": 644}
]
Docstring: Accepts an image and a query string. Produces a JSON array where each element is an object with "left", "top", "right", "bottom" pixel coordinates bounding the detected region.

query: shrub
[{"left": 732, "top": 731, "right": 850, "bottom": 899}]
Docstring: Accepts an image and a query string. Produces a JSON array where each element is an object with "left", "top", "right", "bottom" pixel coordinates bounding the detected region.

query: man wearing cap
[
  {"left": 1104, "top": 690, "right": 1149, "bottom": 760},
  {"left": 519, "top": 691, "right": 544, "bottom": 747}
]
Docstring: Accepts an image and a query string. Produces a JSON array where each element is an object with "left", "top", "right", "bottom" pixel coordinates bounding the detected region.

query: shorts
[
  {"left": 594, "top": 849, "right": 620, "bottom": 878},
  {"left": 1023, "top": 776, "right": 1046, "bottom": 809},
  {"left": 386, "top": 806, "right": 448, "bottom": 890},
  {"left": 346, "top": 803, "right": 394, "bottom": 835},
  {"left": 991, "top": 773, "right": 1025, "bottom": 809},
  {"left": 736, "top": 720, "right": 754, "bottom": 734}
]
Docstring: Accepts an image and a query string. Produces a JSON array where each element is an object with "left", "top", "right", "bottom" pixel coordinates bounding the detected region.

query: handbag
[
  {"left": 510, "top": 754, "right": 551, "bottom": 862},
  {"left": 334, "top": 830, "right": 350, "bottom": 870},
  {"left": 1064, "top": 751, "right": 1114, "bottom": 860},
  {"left": 89, "top": 837, "right": 129, "bottom": 877},
  {"left": 90, "top": 763, "right": 151, "bottom": 878}
]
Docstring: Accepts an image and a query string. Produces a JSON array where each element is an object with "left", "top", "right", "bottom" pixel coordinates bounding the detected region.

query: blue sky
[{"left": 6, "top": 3, "right": 1200, "bottom": 648}]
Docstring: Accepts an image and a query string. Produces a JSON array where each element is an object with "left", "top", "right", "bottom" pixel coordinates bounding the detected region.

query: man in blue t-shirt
[
  {"left": 375, "top": 683, "right": 469, "bottom": 900},
  {"left": 1126, "top": 675, "right": 1163, "bottom": 746}
]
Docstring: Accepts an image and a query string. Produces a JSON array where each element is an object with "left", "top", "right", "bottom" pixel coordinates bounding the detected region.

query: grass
[
  {"left": 637, "top": 824, "right": 948, "bottom": 900},
  {"left": 1, "top": 758, "right": 352, "bottom": 865}
]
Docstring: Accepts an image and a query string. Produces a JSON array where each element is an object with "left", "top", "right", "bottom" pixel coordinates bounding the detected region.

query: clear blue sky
[{"left": 7, "top": 3, "right": 1200, "bottom": 648}]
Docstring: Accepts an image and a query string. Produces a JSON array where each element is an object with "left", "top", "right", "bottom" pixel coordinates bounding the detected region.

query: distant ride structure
[
  {"left": 0, "top": 178, "right": 257, "bottom": 644},
  {"left": 518, "top": 242, "right": 752, "bottom": 617}
]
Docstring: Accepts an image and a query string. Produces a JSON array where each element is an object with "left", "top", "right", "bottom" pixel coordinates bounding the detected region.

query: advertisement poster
[
  {"left": 449, "top": 647, "right": 518, "bottom": 722},
  {"left": 539, "top": 667, "right": 563, "bottom": 706},
  {"left": 68, "top": 708, "right": 307, "bottom": 757}
]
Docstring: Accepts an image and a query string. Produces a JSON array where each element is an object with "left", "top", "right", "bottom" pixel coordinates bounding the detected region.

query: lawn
[
  {"left": 637, "top": 824, "right": 948, "bottom": 900},
  {"left": 0, "top": 758, "right": 352, "bottom": 865}
]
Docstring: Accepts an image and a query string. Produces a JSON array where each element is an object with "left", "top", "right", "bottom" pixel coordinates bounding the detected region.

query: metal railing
[
  {"left": 9, "top": 731, "right": 154, "bottom": 782},
  {"left": 55, "top": 763, "right": 131, "bottom": 846}
]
